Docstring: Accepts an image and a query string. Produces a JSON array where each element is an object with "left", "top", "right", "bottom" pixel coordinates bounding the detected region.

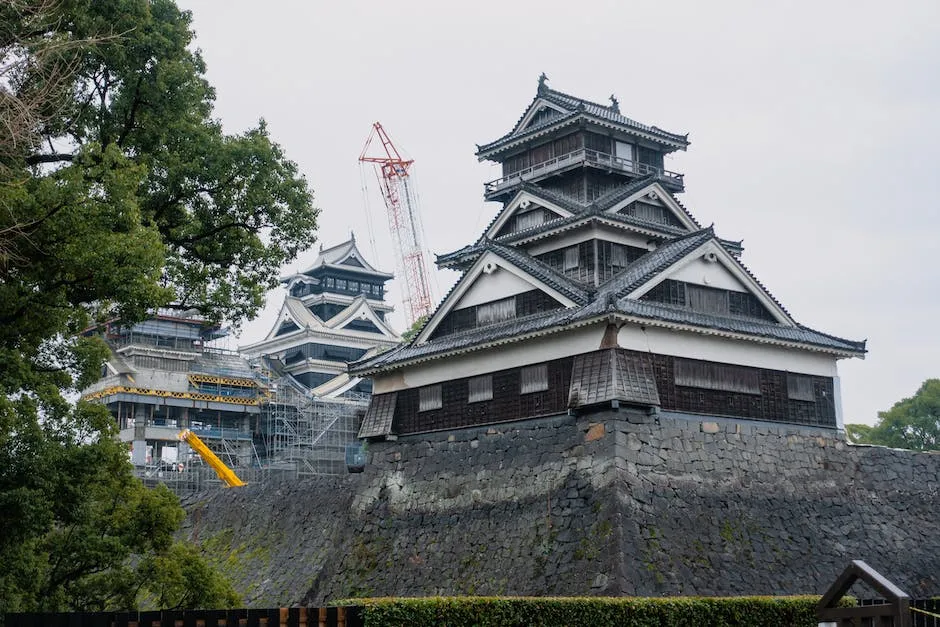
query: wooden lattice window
[
  {"left": 418, "top": 385, "right": 442, "bottom": 412},
  {"left": 515, "top": 209, "right": 544, "bottom": 232},
  {"left": 477, "top": 297, "right": 515, "bottom": 326},
  {"left": 563, "top": 247, "right": 580, "bottom": 270},
  {"left": 675, "top": 359, "right": 760, "bottom": 395},
  {"left": 468, "top": 375, "right": 493, "bottom": 403},
  {"left": 787, "top": 374, "right": 815, "bottom": 402},
  {"left": 521, "top": 364, "right": 549, "bottom": 394},
  {"left": 687, "top": 284, "right": 730, "bottom": 315}
]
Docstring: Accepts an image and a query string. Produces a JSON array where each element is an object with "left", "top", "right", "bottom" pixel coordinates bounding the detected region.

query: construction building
[{"left": 82, "top": 237, "right": 399, "bottom": 490}]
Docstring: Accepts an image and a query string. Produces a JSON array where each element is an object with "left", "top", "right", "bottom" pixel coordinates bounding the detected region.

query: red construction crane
[{"left": 360, "top": 122, "right": 433, "bottom": 326}]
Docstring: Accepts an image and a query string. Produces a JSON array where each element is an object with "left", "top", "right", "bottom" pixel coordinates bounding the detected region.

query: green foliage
[
  {"left": 1, "top": 0, "right": 311, "bottom": 613},
  {"left": 0, "top": 399, "right": 240, "bottom": 612},
  {"left": 845, "top": 379, "right": 940, "bottom": 451},
  {"left": 401, "top": 315, "right": 430, "bottom": 343},
  {"left": 3, "top": 0, "right": 318, "bottom": 326},
  {"left": 137, "top": 542, "right": 241, "bottom": 610},
  {"left": 339, "top": 596, "right": 839, "bottom": 627}
]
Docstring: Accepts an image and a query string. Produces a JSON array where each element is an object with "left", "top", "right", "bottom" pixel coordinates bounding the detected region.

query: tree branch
[{"left": 24, "top": 152, "right": 74, "bottom": 165}]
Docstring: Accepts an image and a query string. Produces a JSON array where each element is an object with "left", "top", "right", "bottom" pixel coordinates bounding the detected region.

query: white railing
[{"left": 484, "top": 148, "right": 684, "bottom": 196}]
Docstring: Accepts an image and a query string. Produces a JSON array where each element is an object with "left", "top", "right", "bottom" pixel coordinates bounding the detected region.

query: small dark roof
[
  {"left": 569, "top": 349, "right": 661, "bottom": 409},
  {"left": 477, "top": 84, "right": 690, "bottom": 159},
  {"left": 358, "top": 392, "right": 397, "bottom": 439}
]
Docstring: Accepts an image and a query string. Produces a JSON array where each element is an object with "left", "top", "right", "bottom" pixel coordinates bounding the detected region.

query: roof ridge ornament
[
  {"left": 537, "top": 72, "right": 549, "bottom": 95},
  {"left": 609, "top": 94, "right": 620, "bottom": 113}
]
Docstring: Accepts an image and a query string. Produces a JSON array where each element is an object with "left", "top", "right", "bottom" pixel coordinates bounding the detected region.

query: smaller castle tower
[{"left": 241, "top": 235, "right": 400, "bottom": 399}]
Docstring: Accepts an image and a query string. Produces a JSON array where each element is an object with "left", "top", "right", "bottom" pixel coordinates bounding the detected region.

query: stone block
[{"left": 585, "top": 423, "right": 606, "bottom": 442}]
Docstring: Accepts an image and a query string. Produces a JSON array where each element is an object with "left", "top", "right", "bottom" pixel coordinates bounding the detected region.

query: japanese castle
[
  {"left": 241, "top": 236, "right": 400, "bottom": 399},
  {"left": 353, "top": 76, "right": 866, "bottom": 438}
]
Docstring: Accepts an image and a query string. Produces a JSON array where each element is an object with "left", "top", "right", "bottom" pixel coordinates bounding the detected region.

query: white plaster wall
[
  {"left": 133, "top": 371, "right": 191, "bottom": 393},
  {"left": 617, "top": 323, "right": 839, "bottom": 376},
  {"left": 373, "top": 323, "right": 605, "bottom": 392},
  {"left": 454, "top": 267, "right": 540, "bottom": 308},
  {"left": 667, "top": 258, "right": 748, "bottom": 292}
]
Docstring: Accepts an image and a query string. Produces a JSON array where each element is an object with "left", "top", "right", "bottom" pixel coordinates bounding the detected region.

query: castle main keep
[
  {"left": 352, "top": 76, "right": 865, "bottom": 440},
  {"left": 182, "top": 80, "right": 940, "bottom": 606}
]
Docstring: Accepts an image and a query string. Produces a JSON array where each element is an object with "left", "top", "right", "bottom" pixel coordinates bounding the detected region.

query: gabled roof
[
  {"left": 479, "top": 187, "right": 577, "bottom": 241},
  {"left": 439, "top": 177, "right": 702, "bottom": 271},
  {"left": 259, "top": 297, "right": 324, "bottom": 342},
  {"left": 415, "top": 242, "right": 590, "bottom": 344},
  {"left": 596, "top": 228, "right": 716, "bottom": 297},
  {"left": 595, "top": 178, "right": 701, "bottom": 230},
  {"left": 281, "top": 235, "right": 393, "bottom": 283},
  {"left": 243, "top": 294, "right": 400, "bottom": 355},
  {"left": 477, "top": 79, "right": 690, "bottom": 159},
  {"left": 352, "top": 228, "right": 866, "bottom": 375},
  {"left": 323, "top": 294, "right": 400, "bottom": 339}
]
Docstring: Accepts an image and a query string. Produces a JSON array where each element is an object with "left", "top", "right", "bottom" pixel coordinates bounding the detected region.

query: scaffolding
[{"left": 259, "top": 375, "right": 366, "bottom": 476}]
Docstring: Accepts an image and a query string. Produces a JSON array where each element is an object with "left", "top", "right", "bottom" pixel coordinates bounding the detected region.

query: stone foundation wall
[{"left": 181, "top": 411, "right": 940, "bottom": 606}]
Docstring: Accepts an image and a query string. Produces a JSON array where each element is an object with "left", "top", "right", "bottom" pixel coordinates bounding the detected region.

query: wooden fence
[{"left": 2, "top": 606, "right": 362, "bottom": 627}]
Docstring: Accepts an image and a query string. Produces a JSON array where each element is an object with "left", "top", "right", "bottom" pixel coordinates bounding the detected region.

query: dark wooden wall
[{"left": 386, "top": 349, "right": 836, "bottom": 435}]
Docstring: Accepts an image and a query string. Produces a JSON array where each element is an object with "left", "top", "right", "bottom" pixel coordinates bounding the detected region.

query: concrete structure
[{"left": 83, "top": 309, "right": 263, "bottom": 471}]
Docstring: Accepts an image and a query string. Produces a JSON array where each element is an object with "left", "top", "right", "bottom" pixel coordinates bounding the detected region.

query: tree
[
  {"left": 845, "top": 379, "right": 940, "bottom": 451},
  {"left": 0, "top": 0, "right": 316, "bottom": 612}
]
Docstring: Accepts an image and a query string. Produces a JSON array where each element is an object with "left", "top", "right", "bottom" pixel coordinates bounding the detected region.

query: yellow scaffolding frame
[{"left": 82, "top": 386, "right": 261, "bottom": 406}]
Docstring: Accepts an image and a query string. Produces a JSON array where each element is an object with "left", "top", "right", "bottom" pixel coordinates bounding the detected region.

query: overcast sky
[{"left": 176, "top": 0, "right": 939, "bottom": 426}]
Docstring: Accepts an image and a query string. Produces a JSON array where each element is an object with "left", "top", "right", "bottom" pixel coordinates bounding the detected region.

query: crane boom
[
  {"left": 360, "top": 123, "right": 433, "bottom": 325},
  {"left": 178, "top": 429, "right": 246, "bottom": 487}
]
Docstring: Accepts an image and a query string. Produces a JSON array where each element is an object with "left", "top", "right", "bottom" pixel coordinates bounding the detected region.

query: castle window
[
  {"left": 326, "top": 277, "right": 335, "bottom": 288},
  {"left": 610, "top": 245, "right": 628, "bottom": 268},
  {"left": 675, "top": 359, "right": 760, "bottom": 395},
  {"left": 348, "top": 281, "right": 358, "bottom": 292},
  {"left": 633, "top": 202, "right": 667, "bottom": 224},
  {"left": 563, "top": 246, "right": 579, "bottom": 270},
  {"left": 468, "top": 375, "right": 493, "bottom": 403},
  {"left": 477, "top": 297, "right": 515, "bottom": 325},
  {"left": 687, "top": 284, "right": 730, "bottom": 315},
  {"left": 520, "top": 364, "right": 549, "bottom": 394},
  {"left": 418, "top": 385, "right": 442, "bottom": 412},
  {"left": 337, "top": 279, "right": 347, "bottom": 290},
  {"left": 515, "top": 209, "right": 544, "bottom": 232},
  {"left": 787, "top": 374, "right": 815, "bottom": 402}
]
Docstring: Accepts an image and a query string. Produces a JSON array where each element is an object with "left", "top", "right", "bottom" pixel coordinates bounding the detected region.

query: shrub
[{"left": 336, "top": 595, "right": 833, "bottom": 626}]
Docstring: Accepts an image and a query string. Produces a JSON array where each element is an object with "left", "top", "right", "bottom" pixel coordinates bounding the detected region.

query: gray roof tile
[{"left": 358, "top": 391, "right": 397, "bottom": 438}]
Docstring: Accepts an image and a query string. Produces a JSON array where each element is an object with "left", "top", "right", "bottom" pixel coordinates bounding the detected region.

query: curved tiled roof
[
  {"left": 351, "top": 227, "right": 865, "bottom": 375},
  {"left": 477, "top": 85, "right": 690, "bottom": 157}
]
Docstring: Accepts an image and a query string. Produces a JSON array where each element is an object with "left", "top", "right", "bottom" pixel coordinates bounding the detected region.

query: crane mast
[{"left": 360, "top": 122, "right": 433, "bottom": 325}]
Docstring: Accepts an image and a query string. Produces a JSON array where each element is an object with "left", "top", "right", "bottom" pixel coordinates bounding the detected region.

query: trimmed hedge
[{"left": 336, "top": 595, "right": 840, "bottom": 626}]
